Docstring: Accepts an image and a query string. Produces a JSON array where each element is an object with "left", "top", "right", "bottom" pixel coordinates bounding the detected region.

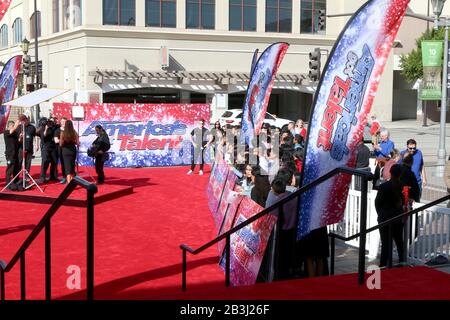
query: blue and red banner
[
  {"left": 53, "top": 103, "right": 210, "bottom": 168},
  {"left": 207, "top": 151, "right": 232, "bottom": 231},
  {"left": 250, "top": 49, "right": 259, "bottom": 75},
  {"left": 241, "top": 43, "right": 289, "bottom": 144},
  {"left": 0, "top": 1, "right": 12, "bottom": 23},
  {"left": 298, "top": 0, "right": 410, "bottom": 239},
  {"left": 220, "top": 197, "right": 277, "bottom": 286},
  {"left": 0, "top": 55, "right": 23, "bottom": 134}
]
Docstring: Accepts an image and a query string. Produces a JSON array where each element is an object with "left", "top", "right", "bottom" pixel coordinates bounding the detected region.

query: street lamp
[
  {"left": 432, "top": 0, "right": 446, "bottom": 21},
  {"left": 20, "top": 37, "right": 30, "bottom": 55},
  {"left": 432, "top": 0, "right": 448, "bottom": 177}
]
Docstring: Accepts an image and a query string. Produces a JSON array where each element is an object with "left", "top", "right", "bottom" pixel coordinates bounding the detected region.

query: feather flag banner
[
  {"left": 298, "top": 0, "right": 410, "bottom": 239},
  {"left": 0, "top": 55, "right": 23, "bottom": 134},
  {"left": 0, "top": 0, "right": 12, "bottom": 23},
  {"left": 241, "top": 43, "right": 289, "bottom": 145}
]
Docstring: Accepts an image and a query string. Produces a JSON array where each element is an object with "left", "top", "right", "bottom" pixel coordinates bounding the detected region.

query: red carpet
[
  {"left": 1, "top": 166, "right": 450, "bottom": 300},
  {"left": 173, "top": 266, "right": 450, "bottom": 300},
  {"left": 0, "top": 165, "right": 223, "bottom": 300},
  {"left": 0, "top": 171, "right": 133, "bottom": 207}
]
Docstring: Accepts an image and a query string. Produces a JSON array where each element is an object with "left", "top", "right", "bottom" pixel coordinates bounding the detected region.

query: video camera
[{"left": 38, "top": 117, "right": 55, "bottom": 128}]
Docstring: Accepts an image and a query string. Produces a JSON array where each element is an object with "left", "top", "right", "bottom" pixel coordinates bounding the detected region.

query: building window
[
  {"left": 145, "top": 0, "right": 176, "bottom": 28},
  {"left": 265, "top": 0, "right": 292, "bottom": 33},
  {"left": 229, "top": 0, "right": 256, "bottom": 31},
  {"left": 0, "top": 24, "right": 8, "bottom": 49},
  {"left": 103, "top": 0, "right": 136, "bottom": 26},
  {"left": 186, "top": 0, "right": 215, "bottom": 30},
  {"left": 30, "top": 11, "right": 42, "bottom": 38},
  {"left": 54, "top": 0, "right": 83, "bottom": 33},
  {"left": 53, "top": 0, "right": 60, "bottom": 32},
  {"left": 12, "top": 18, "right": 23, "bottom": 45},
  {"left": 63, "top": 0, "right": 83, "bottom": 30},
  {"left": 301, "top": 0, "right": 326, "bottom": 33}
]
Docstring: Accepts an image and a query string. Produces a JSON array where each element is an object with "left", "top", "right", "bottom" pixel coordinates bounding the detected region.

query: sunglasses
[{"left": 408, "top": 147, "right": 416, "bottom": 151}]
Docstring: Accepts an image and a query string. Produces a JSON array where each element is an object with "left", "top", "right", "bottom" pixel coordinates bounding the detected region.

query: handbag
[
  {"left": 374, "top": 166, "right": 385, "bottom": 187},
  {"left": 87, "top": 144, "right": 99, "bottom": 157}
]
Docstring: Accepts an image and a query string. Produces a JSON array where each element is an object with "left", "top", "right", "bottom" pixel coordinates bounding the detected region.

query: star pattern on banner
[{"left": 0, "top": 0, "right": 12, "bottom": 23}]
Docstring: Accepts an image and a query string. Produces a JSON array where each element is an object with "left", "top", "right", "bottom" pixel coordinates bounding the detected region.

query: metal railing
[
  {"left": 180, "top": 166, "right": 374, "bottom": 291},
  {"left": 409, "top": 204, "right": 450, "bottom": 263},
  {"left": 0, "top": 176, "right": 97, "bottom": 301},
  {"left": 328, "top": 180, "right": 380, "bottom": 258},
  {"left": 329, "top": 194, "right": 450, "bottom": 284}
]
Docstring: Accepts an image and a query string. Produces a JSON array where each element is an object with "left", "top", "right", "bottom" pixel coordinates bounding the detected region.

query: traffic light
[
  {"left": 22, "top": 54, "right": 31, "bottom": 77},
  {"left": 309, "top": 48, "right": 321, "bottom": 81},
  {"left": 318, "top": 9, "right": 326, "bottom": 31}
]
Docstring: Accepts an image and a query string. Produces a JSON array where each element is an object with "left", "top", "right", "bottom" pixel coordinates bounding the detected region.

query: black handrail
[
  {"left": 180, "top": 166, "right": 373, "bottom": 291},
  {"left": 0, "top": 176, "right": 97, "bottom": 301},
  {"left": 329, "top": 194, "right": 450, "bottom": 283}
]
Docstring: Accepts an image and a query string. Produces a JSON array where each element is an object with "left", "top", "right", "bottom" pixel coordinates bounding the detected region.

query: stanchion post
[{"left": 358, "top": 176, "right": 368, "bottom": 285}]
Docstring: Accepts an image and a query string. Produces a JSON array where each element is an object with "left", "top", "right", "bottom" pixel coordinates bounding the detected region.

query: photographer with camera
[
  {"left": 37, "top": 117, "right": 58, "bottom": 184},
  {"left": 89, "top": 125, "right": 110, "bottom": 185},
  {"left": 4, "top": 120, "right": 20, "bottom": 189}
]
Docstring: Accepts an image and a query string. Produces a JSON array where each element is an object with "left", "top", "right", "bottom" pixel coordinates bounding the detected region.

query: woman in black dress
[{"left": 59, "top": 120, "right": 79, "bottom": 183}]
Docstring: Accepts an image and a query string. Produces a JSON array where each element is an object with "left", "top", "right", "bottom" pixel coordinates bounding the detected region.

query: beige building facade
[{"left": 0, "top": 0, "right": 445, "bottom": 123}]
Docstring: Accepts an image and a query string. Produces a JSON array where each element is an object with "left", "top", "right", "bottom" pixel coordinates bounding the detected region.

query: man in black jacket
[
  {"left": 93, "top": 125, "right": 110, "bottom": 184},
  {"left": 4, "top": 120, "right": 20, "bottom": 187},
  {"left": 399, "top": 153, "right": 421, "bottom": 203},
  {"left": 38, "top": 118, "right": 58, "bottom": 183}
]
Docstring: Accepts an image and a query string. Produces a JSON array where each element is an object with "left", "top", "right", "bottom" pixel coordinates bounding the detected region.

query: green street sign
[
  {"left": 421, "top": 40, "right": 443, "bottom": 100},
  {"left": 422, "top": 40, "right": 443, "bottom": 67}
]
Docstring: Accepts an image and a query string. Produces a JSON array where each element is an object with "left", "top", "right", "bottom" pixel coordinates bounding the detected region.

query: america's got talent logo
[
  {"left": 317, "top": 44, "right": 375, "bottom": 161},
  {"left": 82, "top": 120, "right": 187, "bottom": 151}
]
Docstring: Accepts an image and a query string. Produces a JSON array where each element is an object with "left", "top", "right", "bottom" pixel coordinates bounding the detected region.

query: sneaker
[
  {"left": 187, "top": 170, "right": 193, "bottom": 175},
  {"left": 199, "top": 170, "right": 204, "bottom": 175},
  {"left": 60, "top": 178, "right": 67, "bottom": 184}
]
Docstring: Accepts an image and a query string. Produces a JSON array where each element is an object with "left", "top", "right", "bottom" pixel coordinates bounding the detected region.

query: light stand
[
  {"left": 1, "top": 122, "right": 44, "bottom": 193},
  {"left": 71, "top": 105, "right": 95, "bottom": 183},
  {"left": 432, "top": 0, "right": 448, "bottom": 177}
]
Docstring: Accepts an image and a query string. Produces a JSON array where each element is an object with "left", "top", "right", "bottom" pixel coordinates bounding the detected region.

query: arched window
[
  {"left": 0, "top": 24, "right": 8, "bottom": 49},
  {"left": 12, "top": 18, "right": 23, "bottom": 45},
  {"left": 30, "top": 11, "right": 42, "bottom": 38}
]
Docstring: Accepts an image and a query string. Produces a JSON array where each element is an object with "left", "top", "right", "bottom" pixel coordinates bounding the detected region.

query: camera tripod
[{"left": 1, "top": 122, "right": 44, "bottom": 193}]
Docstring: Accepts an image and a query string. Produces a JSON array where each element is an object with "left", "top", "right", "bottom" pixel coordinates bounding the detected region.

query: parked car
[{"left": 218, "top": 109, "right": 292, "bottom": 129}]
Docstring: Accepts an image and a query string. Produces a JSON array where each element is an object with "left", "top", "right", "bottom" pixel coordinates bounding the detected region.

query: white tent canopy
[{"left": 5, "top": 88, "right": 70, "bottom": 108}]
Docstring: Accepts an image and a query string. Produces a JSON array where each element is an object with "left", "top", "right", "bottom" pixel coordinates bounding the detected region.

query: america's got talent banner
[
  {"left": 207, "top": 151, "right": 231, "bottom": 230},
  {"left": 220, "top": 197, "right": 277, "bottom": 286},
  {"left": 298, "top": 0, "right": 410, "bottom": 239},
  {"left": 241, "top": 43, "right": 289, "bottom": 145},
  {"left": 52, "top": 103, "right": 210, "bottom": 168},
  {"left": 0, "top": 55, "right": 23, "bottom": 134}
]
